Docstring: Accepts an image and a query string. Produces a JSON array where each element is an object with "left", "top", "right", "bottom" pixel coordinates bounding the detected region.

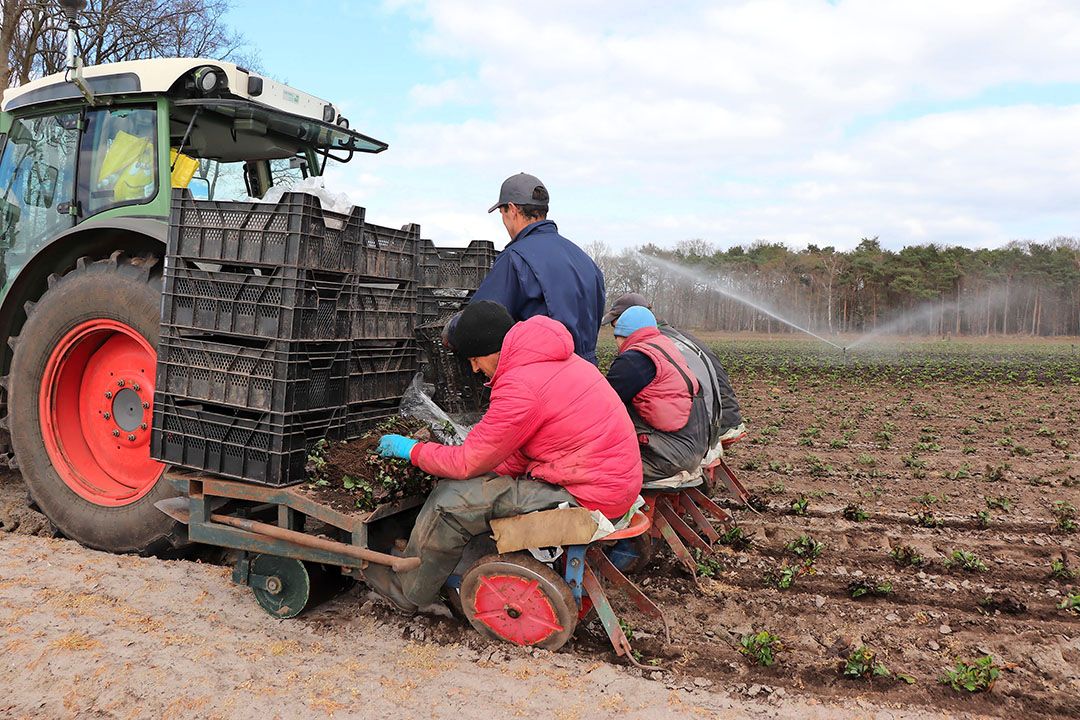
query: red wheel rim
[
  {"left": 39, "top": 319, "right": 163, "bottom": 506},
  {"left": 472, "top": 573, "right": 565, "bottom": 646}
]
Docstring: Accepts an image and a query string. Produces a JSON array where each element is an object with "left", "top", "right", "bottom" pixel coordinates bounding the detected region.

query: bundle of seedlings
[{"left": 306, "top": 417, "right": 438, "bottom": 511}]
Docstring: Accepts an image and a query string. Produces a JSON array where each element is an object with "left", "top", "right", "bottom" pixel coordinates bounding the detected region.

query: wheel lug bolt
[
  {"left": 112, "top": 430, "right": 120, "bottom": 437},
  {"left": 142, "top": 402, "right": 150, "bottom": 409},
  {"left": 127, "top": 434, "right": 136, "bottom": 441},
  {"left": 103, "top": 412, "right": 110, "bottom": 420},
  {"left": 132, "top": 384, "right": 140, "bottom": 391},
  {"left": 140, "top": 423, "right": 147, "bottom": 430},
  {"left": 117, "top": 379, "right": 124, "bottom": 387},
  {"left": 105, "top": 391, "right": 113, "bottom": 399}
]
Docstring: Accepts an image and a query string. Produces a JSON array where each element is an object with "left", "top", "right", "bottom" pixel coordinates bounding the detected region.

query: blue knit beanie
[{"left": 614, "top": 305, "right": 657, "bottom": 338}]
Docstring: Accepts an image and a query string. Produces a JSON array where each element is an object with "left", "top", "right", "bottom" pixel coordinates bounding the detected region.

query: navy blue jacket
[{"left": 471, "top": 219, "right": 606, "bottom": 364}]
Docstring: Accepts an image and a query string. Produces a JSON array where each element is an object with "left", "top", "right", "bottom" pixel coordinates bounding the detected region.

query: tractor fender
[{"left": 0, "top": 216, "right": 166, "bottom": 391}]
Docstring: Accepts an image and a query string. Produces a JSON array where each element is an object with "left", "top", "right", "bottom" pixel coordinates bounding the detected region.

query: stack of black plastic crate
[
  {"left": 151, "top": 189, "right": 419, "bottom": 486},
  {"left": 415, "top": 239, "right": 498, "bottom": 414}
]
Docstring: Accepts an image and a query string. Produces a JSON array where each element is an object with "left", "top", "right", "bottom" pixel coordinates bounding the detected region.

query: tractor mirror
[
  {"left": 187, "top": 177, "right": 210, "bottom": 200},
  {"left": 24, "top": 164, "right": 58, "bottom": 208}
]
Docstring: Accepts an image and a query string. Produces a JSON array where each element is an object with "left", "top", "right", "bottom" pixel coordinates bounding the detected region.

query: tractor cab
[{"left": 0, "top": 58, "right": 386, "bottom": 292}]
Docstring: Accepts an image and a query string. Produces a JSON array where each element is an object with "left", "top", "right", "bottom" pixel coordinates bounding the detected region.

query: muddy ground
[{"left": 1, "top": 339, "right": 1077, "bottom": 718}]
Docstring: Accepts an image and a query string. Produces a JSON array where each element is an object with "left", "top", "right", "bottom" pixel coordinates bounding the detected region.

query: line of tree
[
  {"left": 0, "top": 0, "right": 255, "bottom": 92},
  {"left": 587, "top": 237, "right": 1080, "bottom": 337}
]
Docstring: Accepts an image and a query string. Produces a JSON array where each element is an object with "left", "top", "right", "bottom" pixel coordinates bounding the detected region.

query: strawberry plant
[
  {"left": 914, "top": 510, "right": 942, "bottom": 528},
  {"left": 890, "top": 545, "right": 926, "bottom": 567},
  {"left": 717, "top": 525, "right": 754, "bottom": 550},
  {"left": 843, "top": 504, "right": 869, "bottom": 521},
  {"left": 785, "top": 534, "right": 825, "bottom": 561},
  {"left": 940, "top": 656, "right": 1001, "bottom": 693},
  {"left": 789, "top": 495, "right": 810, "bottom": 515},
  {"left": 1052, "top": 501, "right": 1077, "bottom": 533},
  {"left": 1049, "top": 556, "right": 1077, "bottom": 581},
  {"left": 945, "top": 550, "right": 988, "bottom": 572},
  {"left": 842, "top": 645, "right": 891, "bottom": 680},
  {"left": 692, "top": 548, "right": 724, "bottom": 578},
  {"left": 765, "top": 564, "right": 802, "bottom": 590},
  {"left": 984, "top": 496, "right": 1012, "bottom": 512},
  {"left": 973, "top": 510, "right": 992, "bottom": 528},
  {"left": 1059, "top": 594, "right": 1080, "bottom": 613},
  {"left": 739, "top": 631, "right": 781, "bottom": 666},
  {"left": 848, "top": 578, "right": 893, "bottom": 598}
]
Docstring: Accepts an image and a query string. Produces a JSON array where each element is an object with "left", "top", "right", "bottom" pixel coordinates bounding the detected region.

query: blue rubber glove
[{"left": 377, "top": 434, "right": 418, "bottom": 461}]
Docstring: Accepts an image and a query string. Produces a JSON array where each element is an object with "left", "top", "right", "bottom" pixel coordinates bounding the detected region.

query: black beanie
[{"left": 450, "top": 301, "right": 515, "bottom": 358}]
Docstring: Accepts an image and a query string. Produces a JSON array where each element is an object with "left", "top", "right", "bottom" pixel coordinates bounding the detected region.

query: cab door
[{"left": 0, "top": 111, "right": 79, "bottom": 290}]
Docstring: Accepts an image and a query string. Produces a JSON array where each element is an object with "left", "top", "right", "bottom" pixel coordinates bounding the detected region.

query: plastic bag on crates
[
  {"left": 399, "top": 373, "right": 473, "bottom": 446},
  {"left": 259, "top": 177, "right": 356, "bottom": 215}
]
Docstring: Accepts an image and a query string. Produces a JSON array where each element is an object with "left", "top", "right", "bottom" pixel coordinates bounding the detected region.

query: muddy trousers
[{"left": 399, "top": 475, "right": 576, "bottom": 607}]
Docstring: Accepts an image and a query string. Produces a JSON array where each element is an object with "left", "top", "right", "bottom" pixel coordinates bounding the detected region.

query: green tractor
[{"left": 0, "top": 5, "right": 386, "bottom": 554}]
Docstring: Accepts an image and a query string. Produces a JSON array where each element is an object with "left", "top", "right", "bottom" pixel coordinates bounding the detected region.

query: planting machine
[{"left": 0, "top": 1, "right": 750, "bottom": 662}]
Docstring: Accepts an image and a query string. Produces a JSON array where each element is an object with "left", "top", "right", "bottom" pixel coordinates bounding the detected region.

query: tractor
[{"left": 0, "top": 1, "right": 385, "bottom": 555}]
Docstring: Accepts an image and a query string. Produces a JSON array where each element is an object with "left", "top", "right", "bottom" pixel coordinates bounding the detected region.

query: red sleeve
[{"left": 411, "top": 377, "right": 540, "bottom": 480}]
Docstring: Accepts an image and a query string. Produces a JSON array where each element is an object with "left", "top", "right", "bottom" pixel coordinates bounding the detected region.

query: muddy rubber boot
[{"left": 362, "top": 564, "right": 419, "bottom": 614}]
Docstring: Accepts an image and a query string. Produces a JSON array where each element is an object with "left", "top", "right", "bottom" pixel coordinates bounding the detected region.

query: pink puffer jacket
[{"left": 410, "top": 316, "right": 642, "bottom": 518}]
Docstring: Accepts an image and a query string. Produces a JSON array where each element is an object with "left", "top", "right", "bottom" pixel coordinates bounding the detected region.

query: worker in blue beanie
[{"left": 606, "top": 306, "right": 710, "bottom": 482}]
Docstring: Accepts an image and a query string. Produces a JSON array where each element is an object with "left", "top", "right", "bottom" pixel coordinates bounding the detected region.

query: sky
[{"left": 226, "top": 0, "right": 1080, "bottom": 252}]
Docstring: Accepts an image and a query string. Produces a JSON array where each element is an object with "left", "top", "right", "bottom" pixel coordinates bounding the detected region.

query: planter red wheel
[
  {"left": 39, "top": 319, "right": 163, "bottom": 506},
  {"left": 460, "top": 552, "right": 578, "bottom": 651}
]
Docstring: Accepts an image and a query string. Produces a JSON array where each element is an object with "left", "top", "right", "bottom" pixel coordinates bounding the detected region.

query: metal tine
[
  {"left": 652, "top": 508, "right": 697, "bottom": 575},
  {"left": 678, "top": 491, "right": 723, "bottom": 543},
  {"left": 587, "top": 546, "right": 671, "bottom": 644},
  {"left": 656, "top": 498, "right": 711, "bottom": 554}
]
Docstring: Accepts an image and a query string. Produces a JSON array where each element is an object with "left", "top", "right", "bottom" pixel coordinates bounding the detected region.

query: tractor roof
[{"left": 1, "top": 58, "right": 387, "bottom": 154}]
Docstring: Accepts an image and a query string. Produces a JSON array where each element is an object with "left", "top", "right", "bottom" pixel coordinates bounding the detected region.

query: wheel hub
[
  {"left": 472, "top": 574, "right": 564, "bottom": 646},
  {"left": 111, "top": 387, "right": 144, "bottom": 432},
  {"left": 39, "top": 319, "right": 163, "bottom": 507}
]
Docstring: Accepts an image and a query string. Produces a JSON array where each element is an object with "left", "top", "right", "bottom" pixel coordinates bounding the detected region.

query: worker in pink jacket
[{"left": 366, "top": 301, "right": 642, "bottom": 612}]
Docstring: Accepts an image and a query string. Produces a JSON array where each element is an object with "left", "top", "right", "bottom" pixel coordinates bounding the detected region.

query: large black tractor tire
[{"left": 6, "top": 252, "right": 184, "bottom": 554}]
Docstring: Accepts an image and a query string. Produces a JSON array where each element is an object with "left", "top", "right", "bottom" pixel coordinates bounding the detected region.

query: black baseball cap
[{"left": 488, "top": 173, "right": 549, "bottom": 213}]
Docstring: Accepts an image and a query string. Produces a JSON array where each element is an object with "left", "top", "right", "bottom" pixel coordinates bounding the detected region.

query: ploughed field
[
  {"left": 589, "top": 335, "right": 1079, "bottom": 718},
  {"left": 0, "top": 335, "right": 1076, "bottom": 719}
]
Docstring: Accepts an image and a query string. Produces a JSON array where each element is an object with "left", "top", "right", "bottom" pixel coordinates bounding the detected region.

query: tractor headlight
[
  {"left": 322, "top": 104, "right": 336, "bottom": 123},
  {"left": 194, "top": 66, "right": 226, "bottom": 95}
]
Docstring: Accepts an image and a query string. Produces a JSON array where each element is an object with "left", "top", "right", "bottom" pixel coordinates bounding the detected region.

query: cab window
[
  {"left": 0, "top": 112, "right": 79, "bottom": 267},
  {"left": 78, "top": 106, "right": 158, "bottom": 216}
]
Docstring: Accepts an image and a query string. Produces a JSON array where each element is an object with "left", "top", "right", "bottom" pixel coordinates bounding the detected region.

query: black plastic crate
[
  {"left": 415, "top": 320, "right": 490, "bottom": 414},
  {"left": 151, "top": 395, "right": 346, "bottom": 486},
  {"left": 169, "top": 188, "right": 366, "bottom": 274},
  {"left": 345, "top": 399, "right": 402, "bottom": 440},
  {"left": 351, "top": 280, "right": 417, "bottom": 340},
  {"left": 162, "top": 262, "right": 353, "bottom": 341},
  {"left": 357, "top": 222, "right": 420, "bottom": 281},
  {"left": 418, "top": 287, "right": 471, "bottom": 325},
  {"left": 156, "top": 334, "right": 350, "bottom": 414},
  {"left": 418, "top": 239, "right": 498, "bottom": 289},
  {"left": 348, "top": 341, "right": 418, "bottom": 404}
]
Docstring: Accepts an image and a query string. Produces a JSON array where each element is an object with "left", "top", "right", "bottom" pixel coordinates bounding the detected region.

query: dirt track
[{"left": 0, "top": 473, "right": 982, "bottom": 720}]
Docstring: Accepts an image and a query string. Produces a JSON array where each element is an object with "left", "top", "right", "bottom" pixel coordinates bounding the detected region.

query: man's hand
[{"left": 377, "top": 434, "right": 419, "bottom": 461}]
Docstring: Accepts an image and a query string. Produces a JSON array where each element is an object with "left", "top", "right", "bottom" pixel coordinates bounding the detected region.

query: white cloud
[{"left": 342, "top": 0, "right": 1080, "bottom": 250}]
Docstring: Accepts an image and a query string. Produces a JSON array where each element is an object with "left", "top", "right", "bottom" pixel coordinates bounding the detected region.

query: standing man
[{"left": 470, "top": 173, "right": 606, "bottom": 364}]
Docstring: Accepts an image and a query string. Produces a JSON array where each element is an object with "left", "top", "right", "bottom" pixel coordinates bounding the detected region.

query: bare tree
[{"left": 1, "top": 0, "right": 256, "bottom": 92}]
